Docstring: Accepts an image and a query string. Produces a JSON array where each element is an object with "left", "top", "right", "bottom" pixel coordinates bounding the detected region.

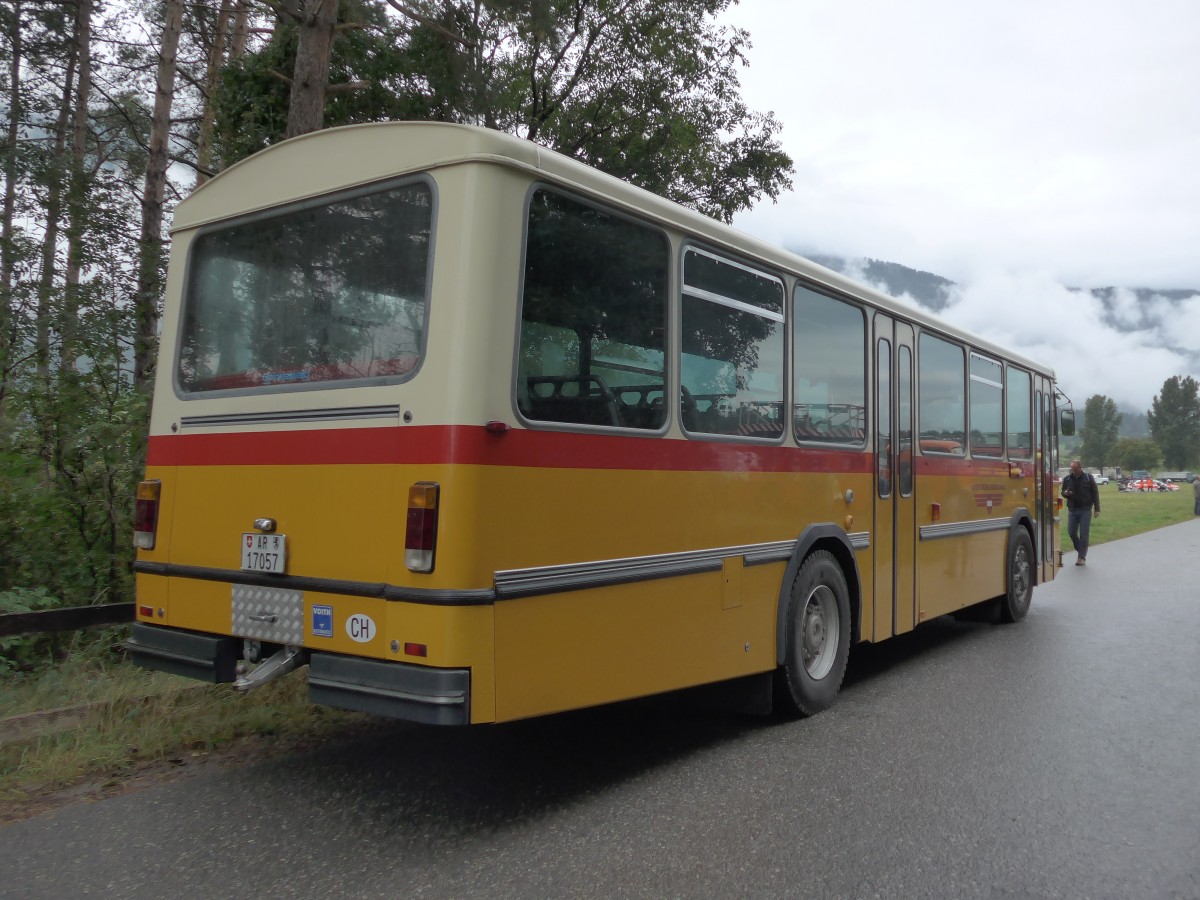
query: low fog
[{"left": 845, "top": 262, "right": 1200, "bottom": 411}]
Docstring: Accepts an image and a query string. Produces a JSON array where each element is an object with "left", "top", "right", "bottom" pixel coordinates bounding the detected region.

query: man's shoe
[{"left": 1075, "top": 558, "right": 1085, "bottom": 566}]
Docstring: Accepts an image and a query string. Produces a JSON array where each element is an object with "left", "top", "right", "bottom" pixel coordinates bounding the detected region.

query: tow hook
[{"left": 234, "top": 644, "right": 309, "bottom": 692}]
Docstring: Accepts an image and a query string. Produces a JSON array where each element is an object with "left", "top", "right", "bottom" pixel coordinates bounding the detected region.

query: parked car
[
  {"left": 1120, "top": 478, "right": 1178, "bottom": 493},
  {"left": 1092, "top": 473, "right": 1110, "bottom": 485}
]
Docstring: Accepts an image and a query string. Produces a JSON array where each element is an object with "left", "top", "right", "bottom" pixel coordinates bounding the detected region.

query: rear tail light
[
  {"left": 134, "top": 480, "right": 161, "bottom": 550},
  {"left": 405, "top": 482, "right": 440, "bottom": 573}
]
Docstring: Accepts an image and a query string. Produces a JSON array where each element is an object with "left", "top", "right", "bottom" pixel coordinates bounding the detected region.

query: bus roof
[{"left": 173, "top": 121, "right": 1055, "bottom": 378}]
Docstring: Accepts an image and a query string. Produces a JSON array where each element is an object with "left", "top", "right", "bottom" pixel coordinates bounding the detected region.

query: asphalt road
[{"left": 4, "top": 521, "right": 1200, "bottom": 899}]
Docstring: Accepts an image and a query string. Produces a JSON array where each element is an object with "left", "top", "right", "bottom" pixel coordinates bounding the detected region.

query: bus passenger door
[
  {"left": 1035, "top": 378, "right": 1055, "bottom": 581},
  {"left": 893, "top": 324, "right": 916, "bottom": 635},
  {"left": 872, "top": 317, "right": 916, "bottom": 640}
]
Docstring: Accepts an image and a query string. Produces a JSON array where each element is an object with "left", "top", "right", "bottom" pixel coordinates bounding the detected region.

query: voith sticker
[
  {"left": 311, "top": 605, "right": 333, "bottom": 638},
  {"left": 346, "top": 613, "right": 377, "bottom": 643}
]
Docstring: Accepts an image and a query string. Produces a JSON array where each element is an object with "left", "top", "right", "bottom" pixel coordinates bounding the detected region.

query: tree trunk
[
  {"left": 36, "top": 35, "right": 76, "bottom": 386},
  {"left": 285, "top": 0, "right": 337, "bottom": 139},
  {"left": 194, "top": 0, "right": 232, "bottom": 189},
  {"left": 59, "top": 0, "right": 92, "bottom": 374},
  {"left": 135, "top": 0, "right": 184, "bottom": 394},
  {"left": 0, "top": 0, "right": 22, "bottom": 415},
  {"left": 230, "top": 0, "right": 251, "bottom": 60}
]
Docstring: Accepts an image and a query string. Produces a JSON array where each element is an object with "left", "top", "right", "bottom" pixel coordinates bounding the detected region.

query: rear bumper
[
  {"left": 127, "top": 623, "right": 471, "bottom": 726},
  {"left": 127, "top": 623, "right": 240, "bottom": 683},
  {"left": 308, "top": 652, "right": 470, "bottom": 726}
]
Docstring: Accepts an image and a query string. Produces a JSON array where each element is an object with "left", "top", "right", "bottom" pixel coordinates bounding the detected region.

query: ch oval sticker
[{"left": 346, "top": 613, "right": 377, "bottom": 643}]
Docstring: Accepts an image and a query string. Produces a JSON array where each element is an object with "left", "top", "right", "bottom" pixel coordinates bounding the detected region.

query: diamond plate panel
[{"left": 231, "top": 585, "right": 305, "bottom": 645}]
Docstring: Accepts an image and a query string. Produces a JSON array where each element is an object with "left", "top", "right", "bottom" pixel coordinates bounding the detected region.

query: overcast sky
[{"left": 720, "top": 0, "right": 1200, "bottom": 411}]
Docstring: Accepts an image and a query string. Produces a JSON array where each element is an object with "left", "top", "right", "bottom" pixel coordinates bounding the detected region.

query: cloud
[
  {"left": 723, "top": 0, "right": 1200, "bottom": 409},
  {"left": 726, "top": 0, "right": 1200, "bottom": 287},
  {"left": 843, "top": 266, "right": 1197, "bottom": 410},
  {"left": 938, "top": 274, "right": 1192, "bottom": 410}
]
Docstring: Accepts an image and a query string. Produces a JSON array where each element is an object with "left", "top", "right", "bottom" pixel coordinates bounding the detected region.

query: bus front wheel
[
  {"left": 998, "top": 528, "right": 1034, "bottom": 623},
  {"left": 776, "top": 550, "right": 852, "bottom": 716}
]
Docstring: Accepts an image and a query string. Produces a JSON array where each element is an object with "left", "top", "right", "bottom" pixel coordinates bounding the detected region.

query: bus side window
[
  {"left": 1007, "top": 367, "right": 1032, "bottom": 459},
  {"left": 517, "top": 190, "right": 669, "bottom": 431},
  {"left": 792, "top": 286, "right": 866, "bottom": 446},
  {"left": 918, "top": 332, "right": 966, "bottom": 454},
  {"left": 680, "top": 248, "right": 785, "bottom": 440}
]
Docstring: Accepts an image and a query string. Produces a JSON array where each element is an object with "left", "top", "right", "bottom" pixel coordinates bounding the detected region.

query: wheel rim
[
  {"left": 1013, "top": 544, "right": 1031, "bottom": 605},
  {"left": 798, "top": 583, "right": 840, "bottom": 679}
]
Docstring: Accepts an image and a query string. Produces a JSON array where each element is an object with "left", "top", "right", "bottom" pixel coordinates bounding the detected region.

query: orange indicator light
[
  {"left": 931, "top": 502, "right": 941, "bottom": 522},
  {"left": 405, "top": 482, "right": 440, "bottom": 573},
  {"left": 134, "top": 480, "right": 161, "bottom": 550}
]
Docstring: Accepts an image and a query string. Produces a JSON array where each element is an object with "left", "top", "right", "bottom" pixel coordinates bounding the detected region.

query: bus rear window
[{"left": 178, "top": 181, "right": 432, "bottom": 394}]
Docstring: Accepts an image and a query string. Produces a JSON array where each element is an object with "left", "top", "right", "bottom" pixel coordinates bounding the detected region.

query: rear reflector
[
  {"left": 134, "top": 480, "right": 161, "bottom": 550},
  {"left": 404, "top": 642, "right": 428, "bottom": 658},
  {"left": 405, "top": 482, "right": 440, "bottom": 573}
]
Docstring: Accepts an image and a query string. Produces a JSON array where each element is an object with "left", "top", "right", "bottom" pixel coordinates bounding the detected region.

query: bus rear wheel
[
  {"left": 997, "top": 528, "right": 1034, "bottom": 623},
  {"left": 776, "top": 550, "right": 851, "bottom": 716}
]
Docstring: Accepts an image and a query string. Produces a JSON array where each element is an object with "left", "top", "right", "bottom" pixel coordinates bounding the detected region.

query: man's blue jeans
[{"left": 1067, "top": 507, "right": 1093, "bottom": 558}]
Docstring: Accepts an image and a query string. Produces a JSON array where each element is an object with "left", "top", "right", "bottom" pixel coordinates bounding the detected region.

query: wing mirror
[{"left": 1059, "top": 408, "right": 1075, "bottom": 436}]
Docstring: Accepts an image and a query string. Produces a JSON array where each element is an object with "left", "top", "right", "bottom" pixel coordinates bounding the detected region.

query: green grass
[
  {"left": 0, "top": 646, "right": 364, "bottom": 813},
  {"left": 1061, "top": 482, "right": 1196, "bottom": 548}
]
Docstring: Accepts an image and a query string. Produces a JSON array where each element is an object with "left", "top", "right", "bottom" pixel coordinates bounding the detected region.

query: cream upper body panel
[{"left": 168, "top": 121, "right": 1054, "bottom": 380}]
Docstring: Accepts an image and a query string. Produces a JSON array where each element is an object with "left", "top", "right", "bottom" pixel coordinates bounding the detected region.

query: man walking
[{"left": 1061, "top": 460, "right": 1101, "bottom": 566}]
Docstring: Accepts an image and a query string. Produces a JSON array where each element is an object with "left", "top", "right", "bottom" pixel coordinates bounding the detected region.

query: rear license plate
[{"left": 241, "top": 533, "right": 287, "bottom": 574}]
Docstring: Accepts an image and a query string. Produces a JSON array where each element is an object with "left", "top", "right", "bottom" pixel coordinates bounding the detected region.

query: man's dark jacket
[{"left": 1060, "top": 471, "right": 1101, "bottom": 512}]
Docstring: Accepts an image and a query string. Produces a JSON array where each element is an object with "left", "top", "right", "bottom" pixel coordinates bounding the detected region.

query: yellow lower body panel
[{"left": 492, "top": 558, "right": 779, "bottom": 722}]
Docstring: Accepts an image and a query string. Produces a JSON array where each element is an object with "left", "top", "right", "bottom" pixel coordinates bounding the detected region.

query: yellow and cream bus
[{"left": 129, "top": 122, "right": 1072, "bottom": 725}]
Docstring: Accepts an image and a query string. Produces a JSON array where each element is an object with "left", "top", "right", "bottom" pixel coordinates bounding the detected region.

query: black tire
[
  {"left": 776, "top": 550, "right": 852, "bottom": 716},
  {"left": 997, "top": 528, "right": 1034, "bottom": 623}
]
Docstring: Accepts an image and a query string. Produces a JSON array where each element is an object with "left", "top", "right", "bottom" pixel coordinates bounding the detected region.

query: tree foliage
[
  {"left": 1110, "top": 437, "right": 1163, "bottom": 472},
  {"left": 213, "top": 0, "right": 793, "bottom": 222},
  {"left": 1, "top": 0, "right": 169, "bottom": 634},
  {"left": 1079, "top": 394, "right": 1122, "bottom": 468},
  {"left": 1147, "top": 375, "right": 1200, "bottom": 469}
]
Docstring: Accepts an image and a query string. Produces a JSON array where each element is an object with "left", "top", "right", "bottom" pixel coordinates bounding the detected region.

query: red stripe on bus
[{"left": 145, "top": 426, "right": 873, "bottom": 474}]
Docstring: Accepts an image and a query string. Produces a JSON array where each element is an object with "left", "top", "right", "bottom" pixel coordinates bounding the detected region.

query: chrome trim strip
[
  {"left": 919, "top": 517, "right": 1012, "bottom": 541},
  {"left": 179, "top": 405, "right": 401, "bottom": 428},
  {"left": 137, "top": 536, "right": 839, "bottom": 605},
  {"left": 494, "top": 540, "right": 799, "bottom": 598},
  {"left": 742, "top": 541, "right": 796, "bottom": 566},
  {"left": 848, "top": 531, "right": 871, "bottom": 550}
]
